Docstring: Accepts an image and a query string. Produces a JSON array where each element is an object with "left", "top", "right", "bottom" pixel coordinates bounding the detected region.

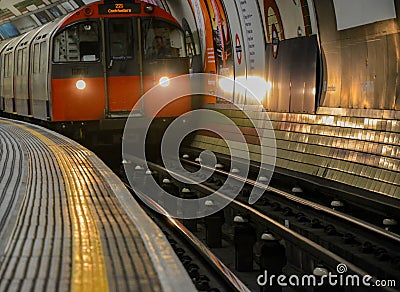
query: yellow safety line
[{"left": 0, "top": 120, "right": 109, "bottom": 292}]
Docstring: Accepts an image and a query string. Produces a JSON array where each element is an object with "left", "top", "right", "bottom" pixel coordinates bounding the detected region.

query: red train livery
[{"left": 0, "top": 0, "right": 190, "bottom": 132}]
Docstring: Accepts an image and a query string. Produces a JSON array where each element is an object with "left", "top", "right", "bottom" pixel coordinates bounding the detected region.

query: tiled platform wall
[{"left": 190, "top": 106, "right": 400, "bottom": 199}]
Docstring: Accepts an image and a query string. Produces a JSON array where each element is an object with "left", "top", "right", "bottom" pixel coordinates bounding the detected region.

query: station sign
[
  {"left": 271, "top": 24, "right": 279, "bottom": 59},
  {"left": 235, "top": 33, "right": 242, "bottom": 65},
  {"left": 98, "top": 2, "right": 141, "bottom": 14}
]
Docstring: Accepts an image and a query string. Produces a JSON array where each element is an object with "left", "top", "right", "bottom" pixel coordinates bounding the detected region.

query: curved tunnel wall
[
  {"left": 161, "top": 0, "right": 400, "bottom": 199},
  {"left": 316, "top": 0, "right": 400, "bottom": 111},
  {"left": 166, "top": 0, "right": 400, "bottom": 113}
]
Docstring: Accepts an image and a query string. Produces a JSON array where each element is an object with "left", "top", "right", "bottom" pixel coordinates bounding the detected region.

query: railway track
[
  {"left": 180, "top": 155, "right": 400, "bottom": 244},
  {"left": 122, "top": 180, "right": 250, "bottom": 292},
  {"left": 185, "top": 149, "right": 400, "bottom": 234},
  {"left": 121, "top": 151, "right": 399, "bottom": 291}
]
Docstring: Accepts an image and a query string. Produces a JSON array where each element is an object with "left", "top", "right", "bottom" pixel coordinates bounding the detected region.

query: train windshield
[
  {"left": 142, "top": 19, "right": 186, "bottom": 60},
  {"left": 108, "top": 18, "right": 134, "bottom": 60},
  {"left": 53, "top": 21, "right": 100, "bottom": 62}
]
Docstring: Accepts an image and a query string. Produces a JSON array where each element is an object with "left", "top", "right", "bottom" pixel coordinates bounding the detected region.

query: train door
[{"left": 104, "top": 17, "right": 140, "bottom": 116}]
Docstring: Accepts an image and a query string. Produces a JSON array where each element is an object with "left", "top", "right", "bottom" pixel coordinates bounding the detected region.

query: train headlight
[
  {"left": 159, "top": 76, "right": 170, "bottom": 87},
  {"left": 76, "top": 80, "right": 86, "bottom": 90}
]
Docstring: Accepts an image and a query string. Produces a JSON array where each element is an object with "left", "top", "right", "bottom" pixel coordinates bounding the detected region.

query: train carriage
[
  {"left": 1, "top": 37, "right": 20, "bottom": 114},
  {"left": 31, "top": 22, "right": 54, "bottom": 120},
  {"left": 0, "top": 39, "right": 12, "bottom": 111},
  {"left": 14, "top": 25, "right": 51, "bottom": 117},
  {"left": 0, "top": 0, "right": 190, "bottom": 137}
]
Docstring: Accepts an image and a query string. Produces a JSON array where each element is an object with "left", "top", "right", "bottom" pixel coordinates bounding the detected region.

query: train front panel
[{"left": 50, "top": 0, "right": 190, "bottom": 122}]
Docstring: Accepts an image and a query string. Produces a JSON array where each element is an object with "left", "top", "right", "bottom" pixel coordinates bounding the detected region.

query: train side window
[
  {"left": 181, "top": 18, "right": 196, "bottom": 58},
  {"left": 39, "top": 42, "right": 46, "bottom": 73},
  {"left": 53, "top": 21, "right": 100, "bottom": 62},
  {"left": 33, "top": 43, "right": 40, "bottom": 73},
  {"left": 8, "top": 54, "right": 12, "bottom": 77},
  {"left": 22, "top": 48, "right": 27, "bottom": 76},
  {"left": 17, "top": 50, "right": 22, "bottom": 76},
  {"left": 4, "top": 54, "right": 10, "bottom": 77}
]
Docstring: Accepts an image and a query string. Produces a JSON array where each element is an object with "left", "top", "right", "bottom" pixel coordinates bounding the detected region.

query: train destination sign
[{"left": 98, "top": 3, "right": 141, "bottom": 14}]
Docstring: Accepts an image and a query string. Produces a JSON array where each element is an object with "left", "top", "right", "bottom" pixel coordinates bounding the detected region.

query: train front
[{"left": 50, "top": 0, "right": 190, "bottom": 134}]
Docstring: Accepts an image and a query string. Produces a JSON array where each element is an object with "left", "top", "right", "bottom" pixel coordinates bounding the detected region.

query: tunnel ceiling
[
  {"left": 0, "top": 0, "right": 93, "bottom": 38},
  {"left": 0, "top": 0, "right": 81, "bottom": 21}
]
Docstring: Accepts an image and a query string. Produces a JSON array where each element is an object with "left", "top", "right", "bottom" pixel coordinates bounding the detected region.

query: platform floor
[{"left": 0, "top": 118, "right": 194, "bottom": 291}]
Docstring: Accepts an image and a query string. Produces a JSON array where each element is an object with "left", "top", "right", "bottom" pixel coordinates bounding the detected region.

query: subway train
[{"left": 0, "top": 0, "right": 191, "bottom": 140}]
